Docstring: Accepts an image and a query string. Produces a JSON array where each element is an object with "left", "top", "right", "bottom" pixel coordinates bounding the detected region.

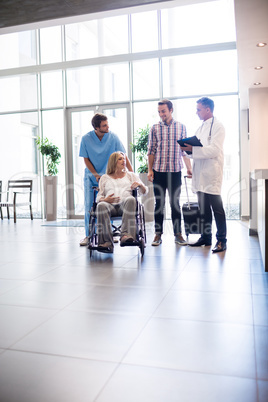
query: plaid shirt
[{"left": 147, "top": 119, "right": 187, "bottom": 172}]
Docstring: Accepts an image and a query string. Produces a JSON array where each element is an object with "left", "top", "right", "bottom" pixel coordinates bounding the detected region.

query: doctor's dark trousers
[{"left": 197, "top": 191, "right": 227, "bottom": 243}]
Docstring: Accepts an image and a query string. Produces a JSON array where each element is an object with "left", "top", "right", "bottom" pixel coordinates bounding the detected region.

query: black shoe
[
  {"left": 212, "top": 241, "right": 227, "bottom": 253},
  {"left": 189, "top": 237, "right": 212, "bottom": 247}
]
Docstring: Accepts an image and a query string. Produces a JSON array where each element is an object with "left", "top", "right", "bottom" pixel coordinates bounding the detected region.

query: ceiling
[{"left": 0, "top": 0, "right": 267, "bottom": 110}]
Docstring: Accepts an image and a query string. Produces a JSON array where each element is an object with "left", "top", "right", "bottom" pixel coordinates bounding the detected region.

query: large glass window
[
  {"left": 66, "top": 66, "right": 100, "bottom": 106},
  {"left": 0, "top": 0, "right": 240, "bottom": 219},
  {"left": 131, "top": 10, "right": 158, "bottom": 53},
  {"left": 0, "top": 31, "right": 37, "bottom": 70},
  {"left": 0, "top": 112, "right": 40, "bottom": 218},
  {"left": 42, "top": 110, "right": 66, "bottom": 218},
  {"left": 161, "top": 0, "right": 236, "bottom": 49},
  {"left": 65, "top": 15, "right": 129, "bottom": 61},
  {"left": 0, "top": 74, "right": 38, "bottom": 113},
  {"left": 40, "top": 26, "right": 62, "bottom": 64},
  {"left": 132, "top": 59, "right": 160, "bottom": 100},
  {"left": 41, "top": 71, "right": 63, "bottom": 108},
  {"left": 162, "top": 50, "right": 238, "bottom": 98}
]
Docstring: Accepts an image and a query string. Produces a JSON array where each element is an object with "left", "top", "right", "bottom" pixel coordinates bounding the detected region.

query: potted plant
[
  {"left": 131, "top": 125, "right": 154, "bottom": 222},
  {"left": 36, "top": 137, "right": 61, "bottom": 221}
]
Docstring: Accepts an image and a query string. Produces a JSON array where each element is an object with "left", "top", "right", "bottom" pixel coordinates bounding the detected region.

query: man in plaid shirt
[{"left": 148, "top": 99, "right": 192, "bottom": 246}]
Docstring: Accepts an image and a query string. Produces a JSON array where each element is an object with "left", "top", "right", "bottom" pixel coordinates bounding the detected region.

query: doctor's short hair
[
  {"left": 158, "top": 99, "right": 173, "bottom": 111},
  {"left": 91, "top": 113, "right": 108, "bottom": 129},
  {"left": 197, "top": 97, "right": 214, "bottom": 112},
  {"left": 107, "top": 151, "right": 125, "bottom": 175}
]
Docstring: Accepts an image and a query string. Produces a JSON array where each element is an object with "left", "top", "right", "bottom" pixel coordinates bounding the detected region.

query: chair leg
[
  {"left": 13, "top": 204, "right": 16, "bottom": 223},
  {"left": 30, "top": 206, "right": 33, "bottom": 220},
  {"left": 7, "top": 206, "right": 10, "bottom": 220},
  {"left": 0, "top": 207, "right": 3, "bottom": 220}
]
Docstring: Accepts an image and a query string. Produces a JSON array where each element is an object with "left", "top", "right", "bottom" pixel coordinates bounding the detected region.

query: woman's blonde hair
[{"left": 106, "top": 151, "right": 125, "bottom": 175}]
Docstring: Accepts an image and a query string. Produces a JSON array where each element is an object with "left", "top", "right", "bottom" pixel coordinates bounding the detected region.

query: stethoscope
[{"left": 199, "top": 117, "right": 214, "bottom": 143}]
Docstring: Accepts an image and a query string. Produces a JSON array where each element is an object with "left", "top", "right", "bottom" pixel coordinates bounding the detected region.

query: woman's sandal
[
  {"left": 98, "top": 242, "right": 114, "bottom": 253},
  {"left": 120, "top": 235, "right": 134, "bottom": 246}
]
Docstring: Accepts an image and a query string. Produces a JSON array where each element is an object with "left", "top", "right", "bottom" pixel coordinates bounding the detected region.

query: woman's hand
[
  {"left": 131, "top": 181, "right": 146, "bottom": 194},
  {"left": 103, "top": 193, "right": 120, "bottom": 204},
  {"left": 130, "top": 181, "right": 140, "bottom": 190}
]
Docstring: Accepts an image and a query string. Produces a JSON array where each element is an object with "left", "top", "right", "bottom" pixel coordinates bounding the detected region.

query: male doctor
[{"left": 180, "top": 97, "right": 227, "bottom": 253}]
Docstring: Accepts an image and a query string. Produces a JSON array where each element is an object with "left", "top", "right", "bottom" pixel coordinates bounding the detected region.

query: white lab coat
[{"left": 191, "top": 117, "right": 225, "bottom": 195}]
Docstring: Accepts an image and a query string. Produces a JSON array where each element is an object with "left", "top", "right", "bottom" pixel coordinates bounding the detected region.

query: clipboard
[{"left": 177, "top": 136, "right": 203, "bottom": 155}]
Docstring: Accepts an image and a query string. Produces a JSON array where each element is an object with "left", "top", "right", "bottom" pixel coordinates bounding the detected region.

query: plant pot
[
  {"left": 139, "top": 173, "right": 154, "bottom": 223},
  {"left": 44, "top": 176, "right": 58, "bottom": 221}
]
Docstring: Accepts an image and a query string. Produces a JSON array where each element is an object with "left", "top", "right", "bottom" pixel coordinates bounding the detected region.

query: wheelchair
[{"left": 87, "top": 186, "right": 146, "bottom": 257}]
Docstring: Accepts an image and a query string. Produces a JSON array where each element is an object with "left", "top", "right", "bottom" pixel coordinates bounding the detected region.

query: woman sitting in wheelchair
[{"left": 96, "top": 151, "right": 148, "bottom": 253}]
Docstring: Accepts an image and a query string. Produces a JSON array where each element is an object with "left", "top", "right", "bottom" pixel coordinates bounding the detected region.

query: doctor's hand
[{"left": 180, "top": 144, "right": 192, "bottom": 153}]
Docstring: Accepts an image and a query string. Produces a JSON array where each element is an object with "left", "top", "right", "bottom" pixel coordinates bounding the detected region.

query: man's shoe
[
  {"left": 175, "top": 233, "right": 187, "bottom": 246},
  {"left": 212, "top": 241, "right": 227, "bottom": 253},
  {"left": 189, "top": 237, "right": 211, "bottom": 247},
  {"left": 80, "top": 236, "right": 89, "bottom": 246},
  {"left": 151, "top": 235, "right": 162, "bottom": 246}
]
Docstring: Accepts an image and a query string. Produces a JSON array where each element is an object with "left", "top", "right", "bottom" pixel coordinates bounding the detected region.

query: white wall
[
  {"left": 249, "top": 88, "right": 268, "bottom": 171},
  {"left": 240, "top": 109, "right": 250, "bottom": 218}
]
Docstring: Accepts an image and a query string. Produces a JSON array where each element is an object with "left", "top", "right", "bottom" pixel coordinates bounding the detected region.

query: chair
[{"left": 0, "top": 180, "right": 33, "bottom": 223}]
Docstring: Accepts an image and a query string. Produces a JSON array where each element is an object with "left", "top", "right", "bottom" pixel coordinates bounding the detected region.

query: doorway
[{"left": 65, "top": 103, "right": 131, "bottom": 219}]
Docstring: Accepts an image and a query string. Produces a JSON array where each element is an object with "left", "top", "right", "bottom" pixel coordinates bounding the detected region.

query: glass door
[{"left": 66, "top": 103, "right": 131, "bottom": 218}]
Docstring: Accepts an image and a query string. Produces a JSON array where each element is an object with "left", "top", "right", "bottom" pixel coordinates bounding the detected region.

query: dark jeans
[
  {"left": 197, "top": 191, "right": 227, "bottom": 243},
  {"left": 153, "top": 170, "right": 182, "bottom": 235}
]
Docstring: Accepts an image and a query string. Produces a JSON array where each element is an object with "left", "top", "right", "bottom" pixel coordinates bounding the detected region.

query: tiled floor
[{"left": 0, "top": 219, "right": 267, "bottom": 402}]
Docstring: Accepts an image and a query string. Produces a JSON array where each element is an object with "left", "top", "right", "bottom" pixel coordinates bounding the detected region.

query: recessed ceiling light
[
  {"left": 256, "top": 42, "right": 267, "bottom": 47},
  {"left": 254, "top": 82, "right": 261, "bottom": 85},
  {"left": 254, "top": 66, "right": 263, "bottom": 70}
]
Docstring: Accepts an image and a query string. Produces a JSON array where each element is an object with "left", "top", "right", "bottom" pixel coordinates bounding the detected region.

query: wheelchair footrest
[{"left": 120, "top": 241, "right": 140, "bottom": 247}]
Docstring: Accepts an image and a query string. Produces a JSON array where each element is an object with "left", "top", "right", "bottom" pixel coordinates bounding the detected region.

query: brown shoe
[
  {"left": 175, "top": 233, "right": 187, "bottom": 246},
  {"left": 151, "top": 234, "right": 162, "bottom": 246}
]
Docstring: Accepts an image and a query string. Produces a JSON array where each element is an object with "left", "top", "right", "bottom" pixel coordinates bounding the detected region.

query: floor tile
[
  {"left": 252, "top": 294, "right": 268, "bottom": 326},
  {"left": 37, "top": 265, "right": 113, "bottom": 285},
  {"left": 67, "top": 285, "right": 168, "bottom": 315},
  {"left": 0, "top": 279, "right": 26, "bottom": 295},
  {"left": 258, "top": 380, "right": 268, "bottom": 402},
  {"left": 154, "top": 289, "right": 254, "bottom": 324},
  {"left": 0, "top": 261, "right": 58, "bottom": 280},
  {"left": 0, "top": 350, "right": 116, "bottom": 402},
  {"left": 96, "top": 364, "right": 258, "bottom": 402},
  {"left": 0, "top": 281, "right": 89, "bottom": 309},
  {"left": 100, "top": 268, "right": 181, "bottom": 288},
  {"left": 123, "top": 317, "right": 256, "bottom": 378},
  {"left": 0, "top": 305, "right": 56, "bottom": 348},
  {"left": 12, "top": 310, "right": 148, "bottom": 362},
  {"left": 255, "top": 326, "right": 268, "bottom": 380},
  {"left": 171, "top": 271, "right": 252, "bottom": 293},
  {"left": 251, "top": 274, "right": 268, "bottom": 295}
]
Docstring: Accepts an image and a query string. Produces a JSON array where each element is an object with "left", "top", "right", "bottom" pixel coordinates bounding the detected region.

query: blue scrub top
[{"left": 79, "top": 130, "right": 126, "bottom": 179}]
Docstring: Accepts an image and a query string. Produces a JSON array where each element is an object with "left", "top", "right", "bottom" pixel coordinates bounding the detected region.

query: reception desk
[{"left": 250, "top": 169, "right": 268, "bottom": 272}]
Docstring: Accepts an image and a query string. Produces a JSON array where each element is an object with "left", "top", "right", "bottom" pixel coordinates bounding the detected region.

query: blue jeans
[{"left": 84, "top": 174, "right": 98, "bottom": 237}]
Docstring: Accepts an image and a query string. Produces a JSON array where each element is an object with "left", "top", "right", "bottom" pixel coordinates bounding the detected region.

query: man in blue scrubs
[{"left": 79, "top": 113, "right": 132, "bottom": 246}]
